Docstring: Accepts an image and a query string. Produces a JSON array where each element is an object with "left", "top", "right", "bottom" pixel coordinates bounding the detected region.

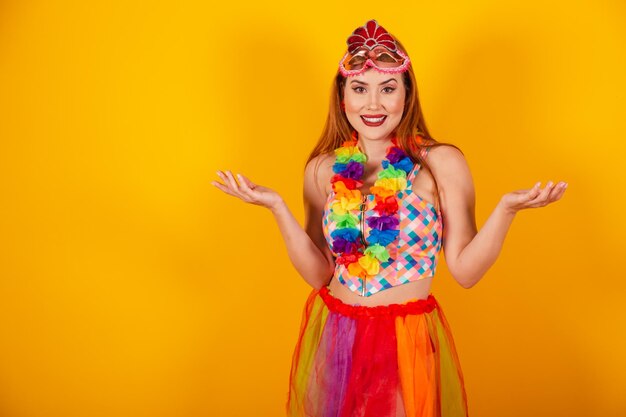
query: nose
[{"left": 367, "top": 91, "right": 381, "bottom": 110}]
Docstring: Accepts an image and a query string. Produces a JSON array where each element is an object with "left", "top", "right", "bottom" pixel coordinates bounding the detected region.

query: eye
[
  {"left": 352, "top": 86, "right": 366, "bottom": 93},
  {"left": 382, "top": 86, "right": 396, "bottom": 93}
]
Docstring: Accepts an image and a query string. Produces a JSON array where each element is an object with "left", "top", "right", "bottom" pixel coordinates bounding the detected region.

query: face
[{"left": 343, "top": 68, "right": 406, "bottom": 142}]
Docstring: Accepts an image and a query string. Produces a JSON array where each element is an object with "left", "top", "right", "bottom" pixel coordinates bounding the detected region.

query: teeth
[{"left": 362, "top": 116, "right": 386, "bottom": 123}]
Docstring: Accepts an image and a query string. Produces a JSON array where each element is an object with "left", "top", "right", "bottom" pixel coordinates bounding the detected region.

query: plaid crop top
[{"left": 322, "top": 147, "right": 443, "bottom": 297}]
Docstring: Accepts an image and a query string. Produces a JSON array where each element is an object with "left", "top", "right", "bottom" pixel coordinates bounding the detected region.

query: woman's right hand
[{"left": 212, "top": 170, "right": 284, "bottom": 210}]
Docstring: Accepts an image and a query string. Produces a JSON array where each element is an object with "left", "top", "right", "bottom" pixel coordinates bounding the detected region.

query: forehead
[{"left": 346, "top": 69, "right": 403, "bottom": 84}]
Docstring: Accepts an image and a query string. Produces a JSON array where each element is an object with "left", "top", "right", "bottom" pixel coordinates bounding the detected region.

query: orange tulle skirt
[{"left": 286, "top": 286, "right": 469, "bottom": 417}]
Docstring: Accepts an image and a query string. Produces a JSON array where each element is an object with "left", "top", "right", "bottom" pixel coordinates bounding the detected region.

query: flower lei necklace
[{"left": 329, "top": 131, "right": 416, "bottom": 282}]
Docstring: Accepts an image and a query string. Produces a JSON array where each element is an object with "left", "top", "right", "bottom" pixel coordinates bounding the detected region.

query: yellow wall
[{"left": 1, "top": 1, "right": 625, "bottom": 416}]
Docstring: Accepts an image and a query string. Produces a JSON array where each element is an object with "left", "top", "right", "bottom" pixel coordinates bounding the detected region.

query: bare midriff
[{"left": 326, "top": 275, "right": 434, "bottom": 307}]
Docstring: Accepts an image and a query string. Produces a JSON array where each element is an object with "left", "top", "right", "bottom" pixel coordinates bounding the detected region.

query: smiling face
[{"left": 343, "top": 68, "right": 406, "bottom": 142}]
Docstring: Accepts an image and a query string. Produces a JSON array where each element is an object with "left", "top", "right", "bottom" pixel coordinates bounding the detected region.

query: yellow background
[{"left": 1, "top": 1, "right": 625, "bottom": 416}]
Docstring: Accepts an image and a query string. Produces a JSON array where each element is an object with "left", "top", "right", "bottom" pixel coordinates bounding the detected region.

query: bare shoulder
[
  {"left": 425, "top": 144, "right": 473, "bottom": 187},
  {"left": 304, "top": 151, "right": 335, "bottom": 198},
  {"left": 425, "top": 143, "right": 476, "bottom": 230},
  {"left": 306, "top": 151, "right": 335, "bottom": 169}
]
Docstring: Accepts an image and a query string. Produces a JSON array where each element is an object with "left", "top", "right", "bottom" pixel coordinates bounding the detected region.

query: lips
[{"left": 361, "top": 114, "right": 387, "bottom": 127}]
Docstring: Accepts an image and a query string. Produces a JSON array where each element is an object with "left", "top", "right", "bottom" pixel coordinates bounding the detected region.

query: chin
[{"left": 359, "top": 128, "right": 395, "bottom": 140}]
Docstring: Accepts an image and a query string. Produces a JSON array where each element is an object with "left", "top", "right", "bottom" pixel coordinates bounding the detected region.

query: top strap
[{"left": 406, "top": 146, "right": 430, "bottom": 186}]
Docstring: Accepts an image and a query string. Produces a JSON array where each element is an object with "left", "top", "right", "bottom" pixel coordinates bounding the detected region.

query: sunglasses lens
[
  {"left": 377, "top": 52, "right": 398, "bottom": 63},
  {"left": 372, "top": 48, "right": 404, "bottom": 67},
  {"left": 346, "top": 55, "right": 366, "bottom": 70},
  {"left": 342, "top": 49, "right": 367, "bottom": 70}
]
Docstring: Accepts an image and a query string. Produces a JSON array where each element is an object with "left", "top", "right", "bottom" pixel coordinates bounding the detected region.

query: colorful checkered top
[{"left": 322, "top": 147, "right": 442, "bottom": 297}]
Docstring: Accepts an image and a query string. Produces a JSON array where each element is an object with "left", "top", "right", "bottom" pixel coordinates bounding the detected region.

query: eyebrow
[{"left": 350, "top": 78, "right": 398, "bottom": 85}]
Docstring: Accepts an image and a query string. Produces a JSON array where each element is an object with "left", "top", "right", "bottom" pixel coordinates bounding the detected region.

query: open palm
[
  {"left": 212, "top": 170, "right": 283, "bottom": 210},
  {"left": 500, "top": 180, "right": 568, "bottom": 215}
]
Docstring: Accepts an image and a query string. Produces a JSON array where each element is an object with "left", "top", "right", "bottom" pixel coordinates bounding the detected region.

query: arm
[
  {"left": 431, "top": 146, "right": 514, "bottom": 289},
  {"left": 213, "top": 157, "right": 335, "bottom": 289},
  {"left": 269, "top": 155, "right": 335, "bottom": 289},
  {"left": 431, "top": 146, "right": 566, "bottom": 289}
]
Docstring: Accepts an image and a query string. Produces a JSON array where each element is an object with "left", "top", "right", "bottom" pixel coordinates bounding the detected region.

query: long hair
[{"left": 304, "top": 36, "right": 462, "bottom": 217}]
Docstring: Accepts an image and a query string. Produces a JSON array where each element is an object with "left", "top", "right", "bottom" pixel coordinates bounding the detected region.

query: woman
[{"left": 212, "top": 19, "right": 567, "bottom": 417}]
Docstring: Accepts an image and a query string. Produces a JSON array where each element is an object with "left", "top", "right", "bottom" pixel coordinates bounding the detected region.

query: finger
[
  {"left": 216, "top": 170, "right": 231, "bottom": 189},
  {"left": 550, "top": 182, "right": 568, "bottom": 201},
  {"left": 216, "top": 170, "right": 243, "bottom": 197},
  {"left": 212, "top": 180, "right": 237, "bottom": 197},
  {"left": 222, "top": 170, "right": 243, "bottom": 195},
  {"left": 237, "top": 173, "right": 256, "bottom": 190},
  {"left": 236, "top": 173, "right": 257, "bottom": 198},
  {"left": 237, "top": 174, "right": 257, "bottom": 190},
  {"left": 546, "top": 181, "right": 561, "bottom": 204},
  {"left": 534, "top": 180, "right": 556, "bottom": 205},
  {"left": 551, "top": 188, "right": 565, "bottom": 202},
  {"left": 549, "top": 182, "right": 565, "bottom": 198},
  {"left": 526, "top": 181, "right": 542, "bottom": 201}
]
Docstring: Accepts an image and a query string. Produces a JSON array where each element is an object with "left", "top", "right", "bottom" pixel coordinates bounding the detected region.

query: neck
[{"left": 356, "top": 133, "right": 394, "bottom": 160}]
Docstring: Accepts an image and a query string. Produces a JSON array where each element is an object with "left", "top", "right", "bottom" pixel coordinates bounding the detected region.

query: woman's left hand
[{"left": 499, "top": 181, "right": 568, "bottom": 215}]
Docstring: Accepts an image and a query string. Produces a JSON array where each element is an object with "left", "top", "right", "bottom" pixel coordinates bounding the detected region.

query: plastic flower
[{"left": 328, "top": 134, "right": 415, "bottom": 289}]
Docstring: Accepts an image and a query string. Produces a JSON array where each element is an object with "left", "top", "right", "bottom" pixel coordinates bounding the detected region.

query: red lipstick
[{"left": 360, "top": 115, "right": 387, "bottom": 127}]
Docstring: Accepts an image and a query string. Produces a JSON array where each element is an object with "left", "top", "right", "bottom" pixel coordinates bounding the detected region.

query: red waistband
[{"left": 318, "top": 286, "right": 438, "bottom": 318}]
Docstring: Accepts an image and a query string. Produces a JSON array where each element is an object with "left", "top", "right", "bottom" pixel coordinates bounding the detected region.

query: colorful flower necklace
[{"left": 329, "top": 132, "right": 415, "bottom": 284}]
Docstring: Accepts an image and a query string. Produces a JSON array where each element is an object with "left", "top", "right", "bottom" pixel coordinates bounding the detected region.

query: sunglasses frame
[{"left": 338, "top": 46, "right": 411, "bottom": 77}]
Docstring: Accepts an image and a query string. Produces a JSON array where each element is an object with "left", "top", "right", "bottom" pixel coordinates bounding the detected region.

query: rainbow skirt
[{"left": 286, "top": 286, "right": 469, "bottom": 417}]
